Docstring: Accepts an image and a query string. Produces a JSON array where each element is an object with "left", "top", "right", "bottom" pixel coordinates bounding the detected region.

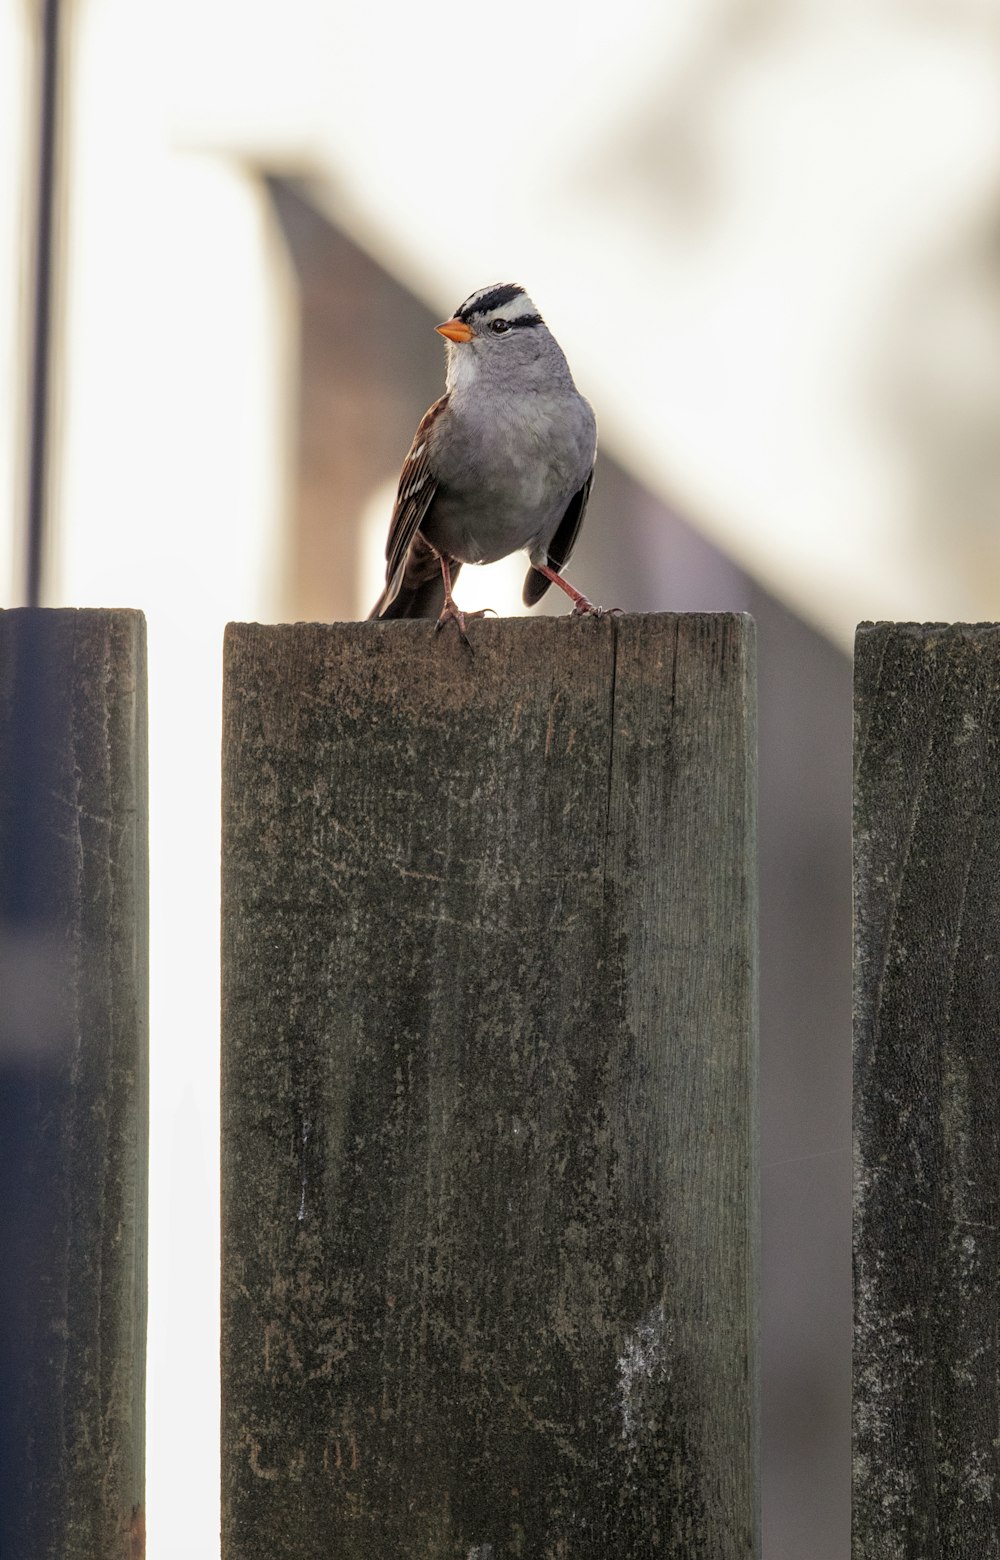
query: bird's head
[{"left": 436, "top": 283, "right": 564, "bottom": 393}]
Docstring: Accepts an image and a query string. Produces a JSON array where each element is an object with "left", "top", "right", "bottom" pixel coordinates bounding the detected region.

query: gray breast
[{"left": 424, "top": 394, "right": 594, "bottom": 565}]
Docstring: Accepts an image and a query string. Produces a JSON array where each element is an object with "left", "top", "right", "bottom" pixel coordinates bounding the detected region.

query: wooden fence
[
  {"left": 0, "top": 609, "right": 147, "bottom": 1560},
  {"left": 221, "top": 614, "right": 757, "bottom": 1558},
  {"left": 853, "top": 622, "right": 1000, "bottom": 1559},
  {"left": 1, "top": 608, "right": 998, "bottom": 1558}
]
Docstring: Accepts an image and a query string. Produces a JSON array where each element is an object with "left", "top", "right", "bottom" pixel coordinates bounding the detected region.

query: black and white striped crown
[{"left": 454, "top": 283, "right": 543, "bottom": 329}]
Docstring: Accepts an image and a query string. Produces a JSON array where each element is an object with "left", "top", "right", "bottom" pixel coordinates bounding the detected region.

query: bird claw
[
  {"left": 571, "top": 601, "right": 623, "bottom": 619},
  {"left": 434, "top": 602, "right": 496, "bottom": 648}
]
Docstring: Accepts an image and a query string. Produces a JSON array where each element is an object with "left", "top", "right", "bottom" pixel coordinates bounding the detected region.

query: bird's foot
[
  {"left": 434, "top": 601, "right": 496, "bottom": 647},
  {"left": 534, "top": 564, "right": 622, "bottom": 618},
  {"left": 571, "top": 600, "right": 623, "bottom": 618}
]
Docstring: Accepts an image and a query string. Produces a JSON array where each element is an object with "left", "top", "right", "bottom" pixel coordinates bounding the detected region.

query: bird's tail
[{"left": 368, "top": 561, "right": 461, "bottom": 621}]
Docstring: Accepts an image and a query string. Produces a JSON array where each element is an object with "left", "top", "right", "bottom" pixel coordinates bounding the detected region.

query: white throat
[{"left": 445, "top": 344, "right": 479, "bottom": 398}]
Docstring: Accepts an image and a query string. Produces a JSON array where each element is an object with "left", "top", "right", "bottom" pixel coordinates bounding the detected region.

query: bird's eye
[{"left": 489, "top": 318, "right": 511, "bottom": 335}]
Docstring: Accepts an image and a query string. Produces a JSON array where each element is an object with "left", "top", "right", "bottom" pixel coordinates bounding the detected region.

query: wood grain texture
[
  {"left": 0, "top": 608, "right": 148, "bottom": 1560},
  {"left": 854, "top": 622, "right": 1000, "bottom": 1560},
  {"left": 222, "top": 613, "right": 758, "bottom": 1559}
]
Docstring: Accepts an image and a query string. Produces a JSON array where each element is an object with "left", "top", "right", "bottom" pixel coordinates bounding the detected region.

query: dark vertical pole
[
  {"left": 854, "top": 622, "right": 1000, "bottom": 1558},
  {"left": 24, "top": 0, "right": 63, "bottom": 608},
  {"left": 0, "top": 609, "right": 148, "bottom": 1559}
]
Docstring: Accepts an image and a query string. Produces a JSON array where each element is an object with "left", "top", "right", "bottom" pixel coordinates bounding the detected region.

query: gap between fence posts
[
  {"left": 0, "top": 608, "right": 148, "bottom": 1560},
  {"left": 221, "top": 612, "right": 759, "bottom": 1559},
  {"left": 854, "top": 621, "right": 1000, "bottom": 1559}
]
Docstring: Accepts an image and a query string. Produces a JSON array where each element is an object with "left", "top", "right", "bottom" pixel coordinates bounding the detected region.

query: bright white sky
[{"left": 2, "top": 3, "right": 1000, "bottom": 1557}]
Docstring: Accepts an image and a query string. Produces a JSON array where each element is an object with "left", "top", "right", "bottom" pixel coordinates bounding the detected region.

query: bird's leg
[
  {"left": 434, "top": 555, "right": 495, "bottom": 644},
  {"left": 535, "top": 564, "right": 609, "bottom": 617}
]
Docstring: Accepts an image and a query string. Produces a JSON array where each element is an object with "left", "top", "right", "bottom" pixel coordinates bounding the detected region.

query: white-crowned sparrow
[{"left": 368, "top": 283, "right": 599, "bottom": 632}]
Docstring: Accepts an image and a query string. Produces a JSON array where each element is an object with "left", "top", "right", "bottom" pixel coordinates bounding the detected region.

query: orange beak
[{"left": 435, "top": 317, "right": 474, "bottom": 344}]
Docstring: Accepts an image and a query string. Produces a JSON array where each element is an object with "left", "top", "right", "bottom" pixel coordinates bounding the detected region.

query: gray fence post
[
  {"left": 0, "top": 608, "right": 148, "bottom": 1560},
  {"left": 222, "top": 613, "right": 758, "bottom": 1559},
  {"left": 854, "top": 622, "right": 1000, "bottom": 1558}
]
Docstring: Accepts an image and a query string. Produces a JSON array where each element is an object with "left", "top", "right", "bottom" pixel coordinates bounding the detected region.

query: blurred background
[{"left": 3, "top": 1, "right": 1000, "bottom": 1555}]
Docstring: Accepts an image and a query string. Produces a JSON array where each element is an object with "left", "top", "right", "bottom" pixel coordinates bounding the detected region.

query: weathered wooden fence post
[
  {"left": 222, "top": 613, "right": 758, "bottom": 1558},
  {"left": 0, "top": 608, "right": 148, "bottom": 1559},
  {"left": 854, "top": 622, "right": 1000, "bottom": 1558}
]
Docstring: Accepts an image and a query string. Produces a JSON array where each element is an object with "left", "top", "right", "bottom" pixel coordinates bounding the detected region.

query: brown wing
[
  {"left": 522, "top": 470, "right": 594, "bottom": 607},
  {"left": 377, "top": 398, "right": 447, "bottom": 612}
]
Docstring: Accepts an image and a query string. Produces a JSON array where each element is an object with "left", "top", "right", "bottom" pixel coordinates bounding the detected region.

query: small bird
[{"left": 368, "top": 283, "right": 599, "bottom": 633}]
